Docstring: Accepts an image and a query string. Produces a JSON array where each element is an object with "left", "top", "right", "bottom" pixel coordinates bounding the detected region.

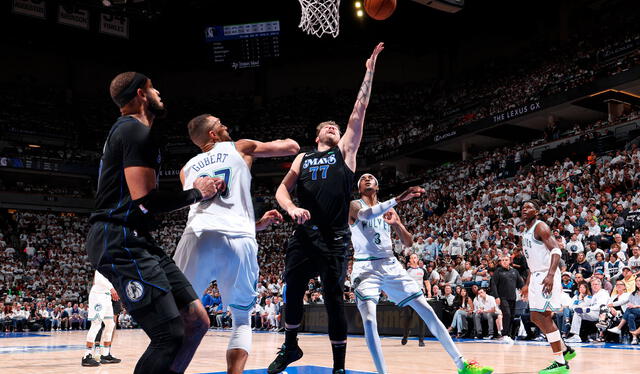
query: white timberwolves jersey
[
  {"left": 522, "top": 220, "right": 553, "bottom": 273},
  {"left": 183, "top": 142, "right": 255, "bottom": 237},
  {"left": 350, "top": 199, "right": 393, "bottom": 259}
]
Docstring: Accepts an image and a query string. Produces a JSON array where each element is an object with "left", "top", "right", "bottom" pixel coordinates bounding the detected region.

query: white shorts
[
  {"left": 173, "top": 229, "right": 258, "bottom": 311},
  {"left": 528, "top": 271, "right": 562, "bottom": 313},
  {"left": 88, "top": 293, "right": 113, "bottom": 321},
  {"left": 351, "top": 257, "right": 423, "bottom": 307}
]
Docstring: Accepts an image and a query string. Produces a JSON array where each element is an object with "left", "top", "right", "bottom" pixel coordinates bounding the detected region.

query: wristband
[{"left": 137, "top": 188, "right": 203, "bottom": 215}]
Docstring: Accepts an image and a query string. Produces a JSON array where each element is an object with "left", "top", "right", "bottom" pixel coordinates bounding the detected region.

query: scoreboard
[{"left": 204, "top": 20, "right": 280, "bottom": 69}]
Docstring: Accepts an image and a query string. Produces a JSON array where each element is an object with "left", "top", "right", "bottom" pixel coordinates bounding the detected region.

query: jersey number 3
[
  {"left": 198, "top": 168, "right": 231, "bottom": 198},
  {"left": 309, "top": 165, "right": 329, "bottom": 181}
]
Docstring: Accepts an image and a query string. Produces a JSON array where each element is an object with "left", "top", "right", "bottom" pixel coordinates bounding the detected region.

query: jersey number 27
[{"left": 198, "top": 168, "right": 231, "bottom": 198}]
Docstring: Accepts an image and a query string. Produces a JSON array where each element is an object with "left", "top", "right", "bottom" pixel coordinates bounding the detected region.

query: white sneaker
[
  {"left": 632, "top": 337, "right": 638, "bottom": 345},
  {"left": 608, "top": 327, "right": 622, "bottom": 335},
  {"left": 501, "top": 336, "right": 514, "bottom": 344},
  {"left": 565, "top": 335, "right": 583, "bottom": 343}
]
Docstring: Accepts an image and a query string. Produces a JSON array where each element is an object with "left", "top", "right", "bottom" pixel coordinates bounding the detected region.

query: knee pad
[
  {"left": 102, "top": 319, "right": 116, "bottom": 342},
  {"left": 86, "top": 319, "right": 103, "bottom": 343},
  {"left": 228, "top": 307, "right": 252, "bottom": 352}
]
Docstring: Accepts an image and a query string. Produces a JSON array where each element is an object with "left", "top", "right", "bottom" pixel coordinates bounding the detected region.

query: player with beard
[
  {"left": 520, "top": 200, "right": 577, "bottom": 374},
  {"left": 85, "top": 72, "right": 221, "bottom": 374},
  {"left": 349, "top": 174, "right": 493, "bottom": 374},
  {"left": 173, "top": 114, "right": 299, "bottom": 374},
  {"left": 267, "top": 43, "right": 384, "bottom": 374}
]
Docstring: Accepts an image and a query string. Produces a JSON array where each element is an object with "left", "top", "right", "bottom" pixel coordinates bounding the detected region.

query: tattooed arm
[{"left": 339, "top": 42, "right": 384, "bottom": 171}]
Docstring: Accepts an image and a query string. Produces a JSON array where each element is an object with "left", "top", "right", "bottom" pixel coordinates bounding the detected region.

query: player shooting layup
[
  {"left": 349, "top": 174, "right": 494, "bottom": 374},
  {"left": 173, "top": 115, "right": 298, "bottom": 374},
  {"left": 521, "top": 201, "right": 576, "bottom": 374},
  {"left": 267, "top": 43, "right": 384, "bottom": 374}
]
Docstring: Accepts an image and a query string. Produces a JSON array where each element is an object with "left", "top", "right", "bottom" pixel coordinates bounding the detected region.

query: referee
[
  {"left": 490, "top": 255, "right": 524, "bottom": 340},
  {"left": 85, "top": 72, "right": 220, "bottom": 374}
]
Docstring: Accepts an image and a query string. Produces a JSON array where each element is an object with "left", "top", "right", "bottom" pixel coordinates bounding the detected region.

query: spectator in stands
[
  {"left": 614, "top": 266, "right": 637, "bottom": 296},
  {"left": 608, "top": 277, "right": 640, "bottom": 344},
  {"left": 566, "top": 278, "right": 610, "bottom": 342},
  {"left": 448, "top": 287, "right": 473, "bottom": 338},
  {"left": 473, "top": 288, "right": 498, "bottom": 339},
  {"left": 570, "top": 252, "right": 593, "bottom": 278}
]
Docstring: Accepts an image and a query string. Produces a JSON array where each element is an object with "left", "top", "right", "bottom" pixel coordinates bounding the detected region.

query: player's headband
[
  {"left": 358, "top": 173, "right": 378, "bottom": 187},
  {"left": 113, "top": 73, "right": 149, "bottom": 108}
]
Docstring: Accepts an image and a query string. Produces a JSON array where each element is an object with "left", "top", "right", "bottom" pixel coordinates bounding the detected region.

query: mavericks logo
[
  {"left": 303, "top": 154, "right": 337, "bottom": 169},
  {"left": 125, "top": 280, "right": 145, "bottom": 302},
  {"left": 94, "top": 304, "right": 102, "bottom": 312}
]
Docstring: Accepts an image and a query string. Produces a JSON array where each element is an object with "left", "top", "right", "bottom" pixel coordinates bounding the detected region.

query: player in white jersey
[
  {"left": 349, "top": 174, "right": 493, "bottom": 374},
  {"left": 82, "top": 270, "right": 121, "bottom": 367},
  {"left": 173, "top": 114, "right": 298, "bottom": 374},
  {"left": 520, "top": 200, "right": 576, "bottom": 374}
]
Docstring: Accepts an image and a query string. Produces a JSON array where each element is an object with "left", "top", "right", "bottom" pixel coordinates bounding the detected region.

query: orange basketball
[{"left": 364, "top": 0, "right": 397, "bottom": 21}]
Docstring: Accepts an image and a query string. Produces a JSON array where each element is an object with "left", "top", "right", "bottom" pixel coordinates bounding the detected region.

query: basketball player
[
  {"left": 267, "top": 43, "right": 384, "bottom": 374},
  {"left": 86, "top": 72, "right": 220, "bottom": 374},
  {"left": 520, "top": 201, "right": 577, "bottom": 374},
  {"left": 349, "top": 174, "right": 494, "bottom": 374},
  {"left": 401, "top": 253, "right": 429, "bottom": 347},
  {"left": 82, "top": 270, "right": 121, "bottom": 367},
  {"left": 172, "top": 114, "right": 299, "bottom": 374}
]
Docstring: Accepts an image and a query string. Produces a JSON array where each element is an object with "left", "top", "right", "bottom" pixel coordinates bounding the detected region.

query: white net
[{"left": 298, "top": 0, "right": 341, "bottom": 38}]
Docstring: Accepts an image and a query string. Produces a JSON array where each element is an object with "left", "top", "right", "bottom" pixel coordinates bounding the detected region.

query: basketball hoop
[{"left": 298, "top": 0, "right": 341, "bottom": 38}]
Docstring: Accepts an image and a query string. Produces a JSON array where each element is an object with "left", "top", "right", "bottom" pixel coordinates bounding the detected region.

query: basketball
[{"left": 364, "top": 0, "right": 397, "bottom": 21}]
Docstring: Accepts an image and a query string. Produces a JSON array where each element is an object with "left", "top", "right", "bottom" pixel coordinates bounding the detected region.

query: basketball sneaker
[
  {"left": 539, "top": 361, "right": 570, "bottom": 374},
  {"left": 81, "top": 354, "right": 100, "bottom": 367},
  {"left": 563, "top": 346, "right": 576, "bottom": 361},
  {"left": 458, "top": 360, "right": 494, "bottom": 374},
  {"left": 267, "top": 343, "right": 303, "bottom": 374},
  {"left": 100, "top": 354, "right": 122, "bottom": 364}
]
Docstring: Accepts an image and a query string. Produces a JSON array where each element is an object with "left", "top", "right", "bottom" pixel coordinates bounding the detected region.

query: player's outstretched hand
[
  {"left": 288, "top": 207, "right": 311, "bottom": 225},
  {"left": 396, "top": 186, "right": 425, "bottom": 203},
  {"left": 193, "top": 176, "right": 219, "bottom": 200},
  {"left": 366, "top": 42, "right": 385, "bottom": 71},
  {"left": 256, "top": 209, "right": 284, "bottom": 231}
]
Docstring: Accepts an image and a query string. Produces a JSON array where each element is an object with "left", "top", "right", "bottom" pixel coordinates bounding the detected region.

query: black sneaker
[
  {"left": 100, "top": 354, "right": 122, "bottom": 364},
  {"left": 81, "top": 354, "right": 100, "bottom": 367},
  {"left": 333, "top": 370, "right": 345, "bottom": 374},
  {"left": 401, "top": 337, "right": 408, "bottom": 345},
  {"left": 418, "top": 340, "right": 425, "bottom": 347},
  {"left": 267, "top": 343, "right": 303, "bottom": 374}
]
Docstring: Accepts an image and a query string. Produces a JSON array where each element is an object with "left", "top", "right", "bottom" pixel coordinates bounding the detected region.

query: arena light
[
  {"left": 355, "top": 1, "right": 362, "bottom": 8},
  {"left": 27, "top": 144, "right": 41, "bottom": 148},
  {"left": 356, "top": 9, "right": 364, "bottom": 17}
]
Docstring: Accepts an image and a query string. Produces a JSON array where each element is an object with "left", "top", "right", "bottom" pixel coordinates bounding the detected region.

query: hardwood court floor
[{"left": 0, "top": 329, "right": 638, "bottom": 373}]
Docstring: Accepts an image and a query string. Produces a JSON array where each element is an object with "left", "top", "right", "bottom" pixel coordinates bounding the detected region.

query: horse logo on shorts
[
  {"left": 126, "top": 280, "right": 145, "bottom": 302},
  {"left": 95, "top": 304, "right": 102, "bottom": 312}
]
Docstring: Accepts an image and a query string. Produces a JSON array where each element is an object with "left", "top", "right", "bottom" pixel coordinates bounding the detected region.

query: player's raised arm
[
  {"left": 356, "top": 186, "right": 424, "bottom": 221},
  {"left": 338, "top": 42, "right": 384, "bottom": 170},
  {"left": 235, "top": 138, "right": 300, "bottom": 158},
  {"left": 275, "top": 153, "right": 310, "bottom": 224},
  {"left": 536, "top": 222, "right": 563, "bottom": 294}
]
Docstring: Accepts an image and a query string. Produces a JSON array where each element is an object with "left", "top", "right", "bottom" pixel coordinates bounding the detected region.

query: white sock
[
  {"left": 84, "top": 348, "right": 92, "bottom": 358},
  {"left": 553, "top": 351, "right": 566, "bottom": 364},
  {"left": 102, "top": 345, "right": 110, "bottom": 356}
]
